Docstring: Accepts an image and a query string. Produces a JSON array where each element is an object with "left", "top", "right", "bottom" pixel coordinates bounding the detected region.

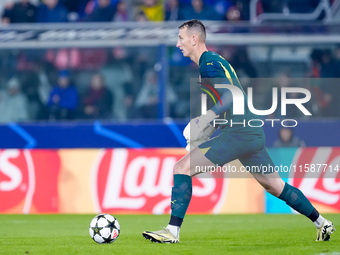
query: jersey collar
[{"left": 199, "top": 51, "right": 209, "bottom": 66}]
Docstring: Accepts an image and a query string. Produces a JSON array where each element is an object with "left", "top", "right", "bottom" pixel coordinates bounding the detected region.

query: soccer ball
[{"left": 89, "top": 214, "right": 120, "bottom": 244}]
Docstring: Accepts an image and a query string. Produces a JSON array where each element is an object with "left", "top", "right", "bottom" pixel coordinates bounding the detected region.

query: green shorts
[{"left": 198, "top": 130, "right": 275, "bottom": 174}]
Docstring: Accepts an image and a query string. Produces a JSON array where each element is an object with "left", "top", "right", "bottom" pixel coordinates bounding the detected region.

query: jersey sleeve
[
  {"left": 200, "top": 60, "right": 233, "bottom": 115},
  {"left": 211, "top": 90, "right": 233, "bottom": 116}
]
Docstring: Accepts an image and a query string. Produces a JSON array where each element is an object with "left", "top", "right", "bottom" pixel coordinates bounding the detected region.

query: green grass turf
[{"left": 0, "top": 214, "right": 339, "bottom": 255}]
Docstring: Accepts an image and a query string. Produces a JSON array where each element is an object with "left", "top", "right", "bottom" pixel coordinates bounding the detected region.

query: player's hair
[{"left": 179, "top": 19, "right": 206, "bottom": 43}]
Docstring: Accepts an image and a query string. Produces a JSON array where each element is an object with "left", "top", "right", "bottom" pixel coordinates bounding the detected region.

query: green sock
[
  {"left": 279, "top": 183, "right": 316, "bottom": 219},
  {"left": 170, "top": 174, "right": 192, "bottom": 220}
]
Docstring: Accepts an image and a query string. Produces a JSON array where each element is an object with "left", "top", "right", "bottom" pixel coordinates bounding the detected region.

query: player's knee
[
  {"left": 264, "top": 185, "right": 282, "bottom": 197},
  {"left": 256, "top": 175, "right": 285, "bottom": 197},
  {"left": 173, "top": 161, "right": 189, "bottom": 175},
  {"left": 258, "top": 179, "right": 281, "bottom": 197}
]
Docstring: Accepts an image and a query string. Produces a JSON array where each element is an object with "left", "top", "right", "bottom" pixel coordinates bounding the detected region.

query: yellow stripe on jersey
[
  {"left": 199, "top": 146, "right": 211, "bottom": 156},
  {"left": 218, "top": 61, "right": 245, "bottom": 94},
  {"left": 218, "top": 61, "right": 233, "bottom": 85},
  {"left": 228, "top": 64, "right": 241, "bottom": 85}
]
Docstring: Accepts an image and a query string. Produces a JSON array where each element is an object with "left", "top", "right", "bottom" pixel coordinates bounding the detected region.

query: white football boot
[
  {"left": 142, "top": 228, "right": 179, "bottom": 243},
  {"left": 316, "top": 219, "right": 336, "bottom": 241}
]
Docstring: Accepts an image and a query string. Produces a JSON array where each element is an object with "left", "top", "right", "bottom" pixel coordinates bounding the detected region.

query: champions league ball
[{"left": 89, "top": 214, "right": 120, "bottom": 244}]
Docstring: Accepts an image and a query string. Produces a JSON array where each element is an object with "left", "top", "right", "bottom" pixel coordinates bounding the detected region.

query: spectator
[
  {"left": 134, "top": 10, "right": 148, "bottom": 22},
  {"left": 112, "top": 0, "right": 130, "bottom": 21},
  {"left": 60, "top": 0, "right": 91, "bottom": 20},
  {"left": 135, "top": 70, "right": 177, "bottom": 119},
  {"left": 47, "top": 70, "right": 78, "bottom": 120},
  {"left": 84, "top": 0, "right": 117, "bottom": 15},
  {"left": 135, "top": 70, "right": 159, "bottom": 119},
  {"left": 182, "top": 0, "right": 215, "bottom": 20},
  {"left": 209, "top": 0, "right": 233, "bottom": 21},
  {"left": 140, "top": 0, "right": 164, "bottom": 21},
  {"left": 84, "top": 0, "right": 115, "bottom": 22},
  {"left": 1, "top": 2, "right": 15, "bottom": 24},
  {"left": 309, "top": 48, "right": 323, "bottom": 78},
  {"left": 273, "top": 127, "right": 305, "bottom": 147},
  {"left": 101, "top": 47, "right": 133, "bottom": 120},
  {"left": 234, "top": 0, "right": 251, "bottom": 20},
  {"left": 122, "top": 81, "right": 136, "bottom": 119},
  {"left": 0, "top": 77, "right": 29, "bottom": 123},
  {"left": 18, "top": 71, "right": 45, "bottom": 120},
  {"left": 225, "top": 6, "right": 241, "bottom": 21},
  {"left": 320, "top": 49, "right": 338, "bottom": 78},
  {"left": 37, "top": 0, "right": 68, "bottom": 23},
  {"left": 36, "top": 67, "right": 53, "bottom": 118},
  {"left": 1, "top": 0, "right": 37, "bottom": 24},
  {"left": 80, "top": 73, "right": 113, "bottom": 119},
  {"left": 165, "top": 0, "right": 181, "bottom": 21}
]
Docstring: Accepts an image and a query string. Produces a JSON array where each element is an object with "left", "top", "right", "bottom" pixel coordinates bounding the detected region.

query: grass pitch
[{"left": 0, "top": 214, "right": 339, "bottom": 255}]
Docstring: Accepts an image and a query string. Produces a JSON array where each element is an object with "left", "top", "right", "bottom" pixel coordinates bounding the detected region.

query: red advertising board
[
  {"left": 92, "top": 149, "right": 227, "bottom": 214},
  {"left": 290, "top": 147, "right": 340, "bottom": 213},
  {"left": 4, "top": 147, "right": 338, "bottom": 214},
  {"left": 0, "top": 149, "right": 59, "bottom": 213}
]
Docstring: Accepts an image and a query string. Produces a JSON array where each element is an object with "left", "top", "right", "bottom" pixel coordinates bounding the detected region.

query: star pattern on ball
[
  {"left": 92, "top": 221, "right": 103, "bottom": 235},
  {"left": 102, "top": 235, "right": 114, "bottom": 244},
  {"left": 96, "top": 214, "right": 106, "bottom": 220},
  {"left": 106, "top": 219, "right": 117, "bottom": 233}
]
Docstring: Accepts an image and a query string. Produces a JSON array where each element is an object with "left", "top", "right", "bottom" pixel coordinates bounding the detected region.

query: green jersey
[{"left": 199, "top": 51, "right": 259, "bottom": 134}]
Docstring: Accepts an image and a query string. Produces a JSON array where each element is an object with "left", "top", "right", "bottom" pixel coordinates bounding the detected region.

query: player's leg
[
  {"left": 142, "top": 146, "right": 217, "bottom": 243},
  {"left": 167, "top": 133, "right": 242, "bottom": 230},
  {"left": 240, "top": 148, "right": 335, "bottom": 241},
  {"left": 166, "top": 145, "right": 217, "bottom": 238},
  {"left": 252, "top": 171, "right": 336, "bottom": 241},
  {"left": 143, "top": 132, "right": 243, "bottom": 243}
]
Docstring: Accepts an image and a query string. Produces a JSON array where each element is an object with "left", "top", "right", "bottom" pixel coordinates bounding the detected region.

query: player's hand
[
  {"left": 184, "top": 110, "right": 218, "bottom": 141},
  {"left": 186, "top": 139, "right": 206, "bottom": 152},
  {"left": 185, "top": 125, "right": 217, "bottom": 152},
  {"left": 183, "top": 121, "right": 190, "bottom": 141}
]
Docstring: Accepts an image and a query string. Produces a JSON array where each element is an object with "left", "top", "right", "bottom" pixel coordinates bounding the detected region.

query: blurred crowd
[
  {"left": 1, "top": 44, "right": 340, "bottom": 124},
  {"left": 0, "top": 46, "right": 157, "bottom": 122},
  {"left": 239, "top": 46, "right": 340, "bottom": 119},
  {"left": 0, "top": 0, "right": 330, "bottom": 24},
  {"left": 0, "top": 0, "right": 339, "bottom": 123}
]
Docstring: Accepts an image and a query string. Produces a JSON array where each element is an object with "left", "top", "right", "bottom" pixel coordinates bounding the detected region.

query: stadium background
[{"left": 1, "top": 0, "right": 340, "bottom": 216}]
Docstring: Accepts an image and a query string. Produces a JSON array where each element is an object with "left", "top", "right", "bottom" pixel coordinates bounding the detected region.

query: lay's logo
[{"left": 91, "top": 148, "right": 227, "bottom": 214}]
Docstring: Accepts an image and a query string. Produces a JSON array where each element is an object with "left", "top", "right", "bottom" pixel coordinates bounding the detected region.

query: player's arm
[
  {"left": 210, "top": 89, "right": 232, "bottom": 117},
  {"left": 183, "top": 62, "right": 233, "bottom": 145},
  {"left": 200, "top": 60, "right": 234, "bottom": 117},
  {"left": 184, "top": 87, "right": 232, "bottom": 141}
]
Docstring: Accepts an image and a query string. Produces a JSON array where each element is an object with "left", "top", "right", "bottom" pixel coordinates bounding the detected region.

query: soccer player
[{"left": 142, "top": 19, "right": 335, "bottom": 243}]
